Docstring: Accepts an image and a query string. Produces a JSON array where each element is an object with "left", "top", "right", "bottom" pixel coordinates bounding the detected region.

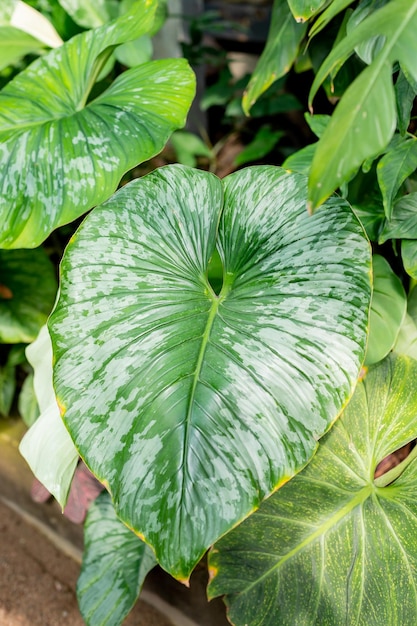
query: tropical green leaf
[
  {"left": 0, "top": 27, "right": 44, "bottom": 71},
  {"left": 114, "top": 34, "right": 152, "bottom": 67},
  {"left": 395, "top": 70, "right": 417, "bottom": 136},
  {"left": 287, "top": 0, "right": 328, "bottom": 23},
  {"left": 57, "top": 0, "right": 112, "bottom": 28},
  {"left": 377, "top": 137, "right": 417, "bottom": 219},
  {"left": 304, "top": 112, "right": 330, "bottom": 138},
  {"left": 0, "top": 0, "right": 195, "bottom": 249},
  {"left": 242, "top": 0, "right": 307, "bottom": 115},
  {"left": 308, "top": 0, "right": 417, "bottom": 211},
  {"left": 402, "top": 239, "right": 417, "bottom": 280},
  {"left": 234, "top": 126, "right": 284, "bottom": 167},
  {"left": 379, "top": 192, "right": 417, "bottom": 242},
  {"left": 308, "top": 0, "right": 354, "bottom": 38},
  {"left": 365, "top": 254, "right": 406, "bottom": 365},
  {"left": 10, "top": 0, "right": 63, "bottom": 47},
  {"left": 19, "top": 325, "right": 78, "bottom": 507},
  {"left": 0, "top": 248, "right": 57, "bottom": 343},
  {"left": 49, "top": 164, "right": 371, "bottom": 580},
  {"left": 170, "top": 130, "right": 213, "bottom": 168},
  {"left": 282, "top": 143, "right": 317, "bottom": 175},
  {"left": 208, "top": 354, "right": 417, "bottom": 626},
  {"left": 394, "top": 288, "right": 417, "bottom": 358},
  {"left": 77, "top": 491, "right": 157, "bottom": 626},
  {"left": 18, "top": 372, "right": 40, "bottom": 427}
]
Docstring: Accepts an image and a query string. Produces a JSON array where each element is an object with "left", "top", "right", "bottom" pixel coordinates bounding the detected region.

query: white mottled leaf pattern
[
  {"left": 49, "top": 165, "right": 371, "bottom": 579},
  {"left": 0, "top": 0, "right": 195, "bottom": 248}
]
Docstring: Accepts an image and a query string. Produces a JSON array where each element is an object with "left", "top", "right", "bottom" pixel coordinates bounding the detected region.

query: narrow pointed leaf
[
  {"left": 308, "top": 0, "right": 417, "bottom": 210},
  {"left": 377, "top": 137, "right": 417, "bottom": 219},
  {"left": 0, "top": 0, "right": 195, "bottom": 249},
  {"left": 242, "top": 0, "right": 307, "bottom": 115},
  {"left": 287, "top": 0, "right": 328, "bottom": 23},
  {"left": 77, "top": 491, "right": 157, "bottom": 626},
  {"left": 365, "top": 254, "right": 406, "bottom": 365},
  {"left": 209, "top": 354, "right": 417, "bottom": 626},
  {"left": 308, "top": 0, "right": 355, "bottom": 38},
  {"left": 49, "top": 164, "right": 371, "bottom": 579},
  {"left": 0, "top": 249, "right": 57, "bottom": 343}
]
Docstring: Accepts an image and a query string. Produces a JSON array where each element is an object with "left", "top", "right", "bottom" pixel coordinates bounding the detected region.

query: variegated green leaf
[
  {"left": 208, "top": 354, "right": 417, "bottom": 626},
  {"left": 0, "top": 0, "right": 195, "bottom": 249},
  {"left": 0, "top": 249, "right": 57, "bottom": 343},
  {"left": 77, "top": 491, "right": 157, "bottom": 626},
  {"left": 49, "top": 165, "right": 371, "bottom": 580},
  {"left": 308, "top": 0, "right": 417, "bottom": 211},
  {"left": 242, "top": 0, "right": 307, "bottom": 115}
]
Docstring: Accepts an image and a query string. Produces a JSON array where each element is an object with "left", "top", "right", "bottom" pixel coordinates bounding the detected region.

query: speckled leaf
[
  {"left": 365, "top": 254, "right": 406, "bottom": 365},
  {"left": 0, "top": 249, "right": 57, "bottom": 343},
  {"left": 208, "top": 354, "right": 417, "bottom": 626},
  {"left": 308, "top": 0, "right": 417, "bottom": 211},
  {"left": 19, "top": 325, "right": 78, "bottom": 507},
  {"left": 49, "top": 164, "right": 371, "bottom": 580},
  {"left": 0, "top": 0, "right": 195, "bottom": 249},
  {"left": 77, "top": 491, "right": 157, "bottom": 626},
  {"left": 242, "top": 0, "right": 307, "bottom": 115}
]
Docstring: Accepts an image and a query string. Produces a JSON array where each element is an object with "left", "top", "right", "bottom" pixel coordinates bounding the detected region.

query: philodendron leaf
[
  {"left": 208, "top": 354, "right": 417, "bottom": 626},
  {"left": 77, "top": 491, "right": 157, "bottom": 626},
  {"left": 365, "top": 254, "right": 406, "bottom": 365},
  {"left": 0, "top": 248, "right": 57, "bottom": 343},
  {"left": 19, "top": 325, "right": 78, "bottom": 508},
  {"left": 308, "top": 0, "right": 417, "bottom": 211},
  {"left": 242, "top": 0, "right": 307, "bottom": 115},
  {"left": 49, "top": 164, "right": 371, "bottom": 580},
  {"left": 0, "top": 0, "right": 195, "bottom": 249}
]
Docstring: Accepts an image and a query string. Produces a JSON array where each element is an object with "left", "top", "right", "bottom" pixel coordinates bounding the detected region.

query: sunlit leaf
[
  {"left": 49, "top": 164, "right": 371, "bottom": 579},
  {"left": 365, "top": 254, "right": 406, "bottom": 365},
  {"left": 0, "top": 0, "right": 195, "bottom": 248},
  {"left": 209, "top": 354, "right": 417, "bottom": 626},
  {"left": 242, "top": 0, "right": 307, "bottom": 115},
  {"left": 78, "top": 491, "right": 157, "bottom": 626}
]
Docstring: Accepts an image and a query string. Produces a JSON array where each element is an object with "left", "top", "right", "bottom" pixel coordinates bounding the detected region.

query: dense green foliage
[{"left": 0, "top": 0, "right": 416, "bottom": 624}]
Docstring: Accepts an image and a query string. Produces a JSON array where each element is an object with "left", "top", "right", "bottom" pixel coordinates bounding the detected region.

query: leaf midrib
[{"left": 239, "top": 482, "right": 373, "bottom": 597}]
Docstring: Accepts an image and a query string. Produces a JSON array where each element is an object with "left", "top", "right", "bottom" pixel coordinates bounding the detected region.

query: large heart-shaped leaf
[
  {"left": 49, "top": 164, "right": 371, "bottom": 580},
  {"left": 77, "top": 491, "right": 157, "bottom": 626},
  {"left": 208, "top": 354, "right": 417, "bottom": 625},
  {"left": 0, "top": 0, "right": 195, "bottom": 249},
  {"left": 0, "top": 248, "right": 57, "bottom": 343}
]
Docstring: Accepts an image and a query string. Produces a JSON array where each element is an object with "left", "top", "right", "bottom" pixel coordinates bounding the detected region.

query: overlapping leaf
[
  {"left": 77, "top": 491, "right": 157, "bottom": 626},
  {"left": 377, "top": 137, "right": 417, "bottom": 219},
  {"left": 0, "top": 0, "right": 195, "bottom": 248},
  {"left": 49, "top": 164, "right": 371, "bottom": 580},
  {"left": 242, "top": 0, "right": 306, "bottom": 115},
  {"left": 308, "top": 0, "right": 417, "bottom": 211},
  {"left": 0, "top": 248, "right": 57, "bottom": 343},
  {"left": 288, "top": 0, "right": 328, "bottom": 23},
  {"left": 209, "top": 354, "right": 417, "bottom": 626}
]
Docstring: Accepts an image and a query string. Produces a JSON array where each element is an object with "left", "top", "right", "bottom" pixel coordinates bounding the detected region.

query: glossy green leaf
[
  {"left": 242, "top": 0, "right": 307, "bottom": 115},
  {"left": 346, "top": 0, "right": 389, "bottom": 65},
  {"left": 365, "top": 254, "right": 406, "bottom": 365},
  {"left": 394, "top": 288, "right": 417, "bottom": 358},
  {"left": 57, "top": 0, "right": 111, "bottom": 28},
  {"left": 19, "top": 325, "right": 78, "bottom": 507},
  {"left": 308, "top": 0, "right": 417, "bottom": 211},
  {"left": 402, "top": 240, "right": 417, "bottom": 280},
  {"left": 282, "top": 143, "right": 317, "bottom": 175},
  {"left": 78, "top": 491, "right": 157, "bottom": 626},
  {"left": 0, "top": 249, "right": 57, "bottom": 343},
  {"left": 0, "top": 0, "right": 195, "bottom": 249},
  {"left": 209, "top": 354, "right": 417, "bottom": 626},
  {"left": 379, "top": 192, "right": 417, "bottom": 243},
  {"left": 288, "top": 0, "right": 328, "bottom": 22},
  {"left": 0, "top": 27, "right": 44, "bottom": 70},
  {"left": 49, "top": 164, "right": 371, "bottom": 579},
  {"left": 304, "top": 112, "right": 330, "bottom": 138},
  {"left": 234, "top": 126, "right": 284, "bottom": 167},
  {"left": 377, "top": 137, "right": 417, "bottom": 219},
  {"left": 308, "top": 0, "right": 354, "bottom": 38},
  {"left": 395, "top": 70, "right": 417, "bottom": 136},
  {"left": 114, "top": 34, "right": 152, "bottom": 67}
]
